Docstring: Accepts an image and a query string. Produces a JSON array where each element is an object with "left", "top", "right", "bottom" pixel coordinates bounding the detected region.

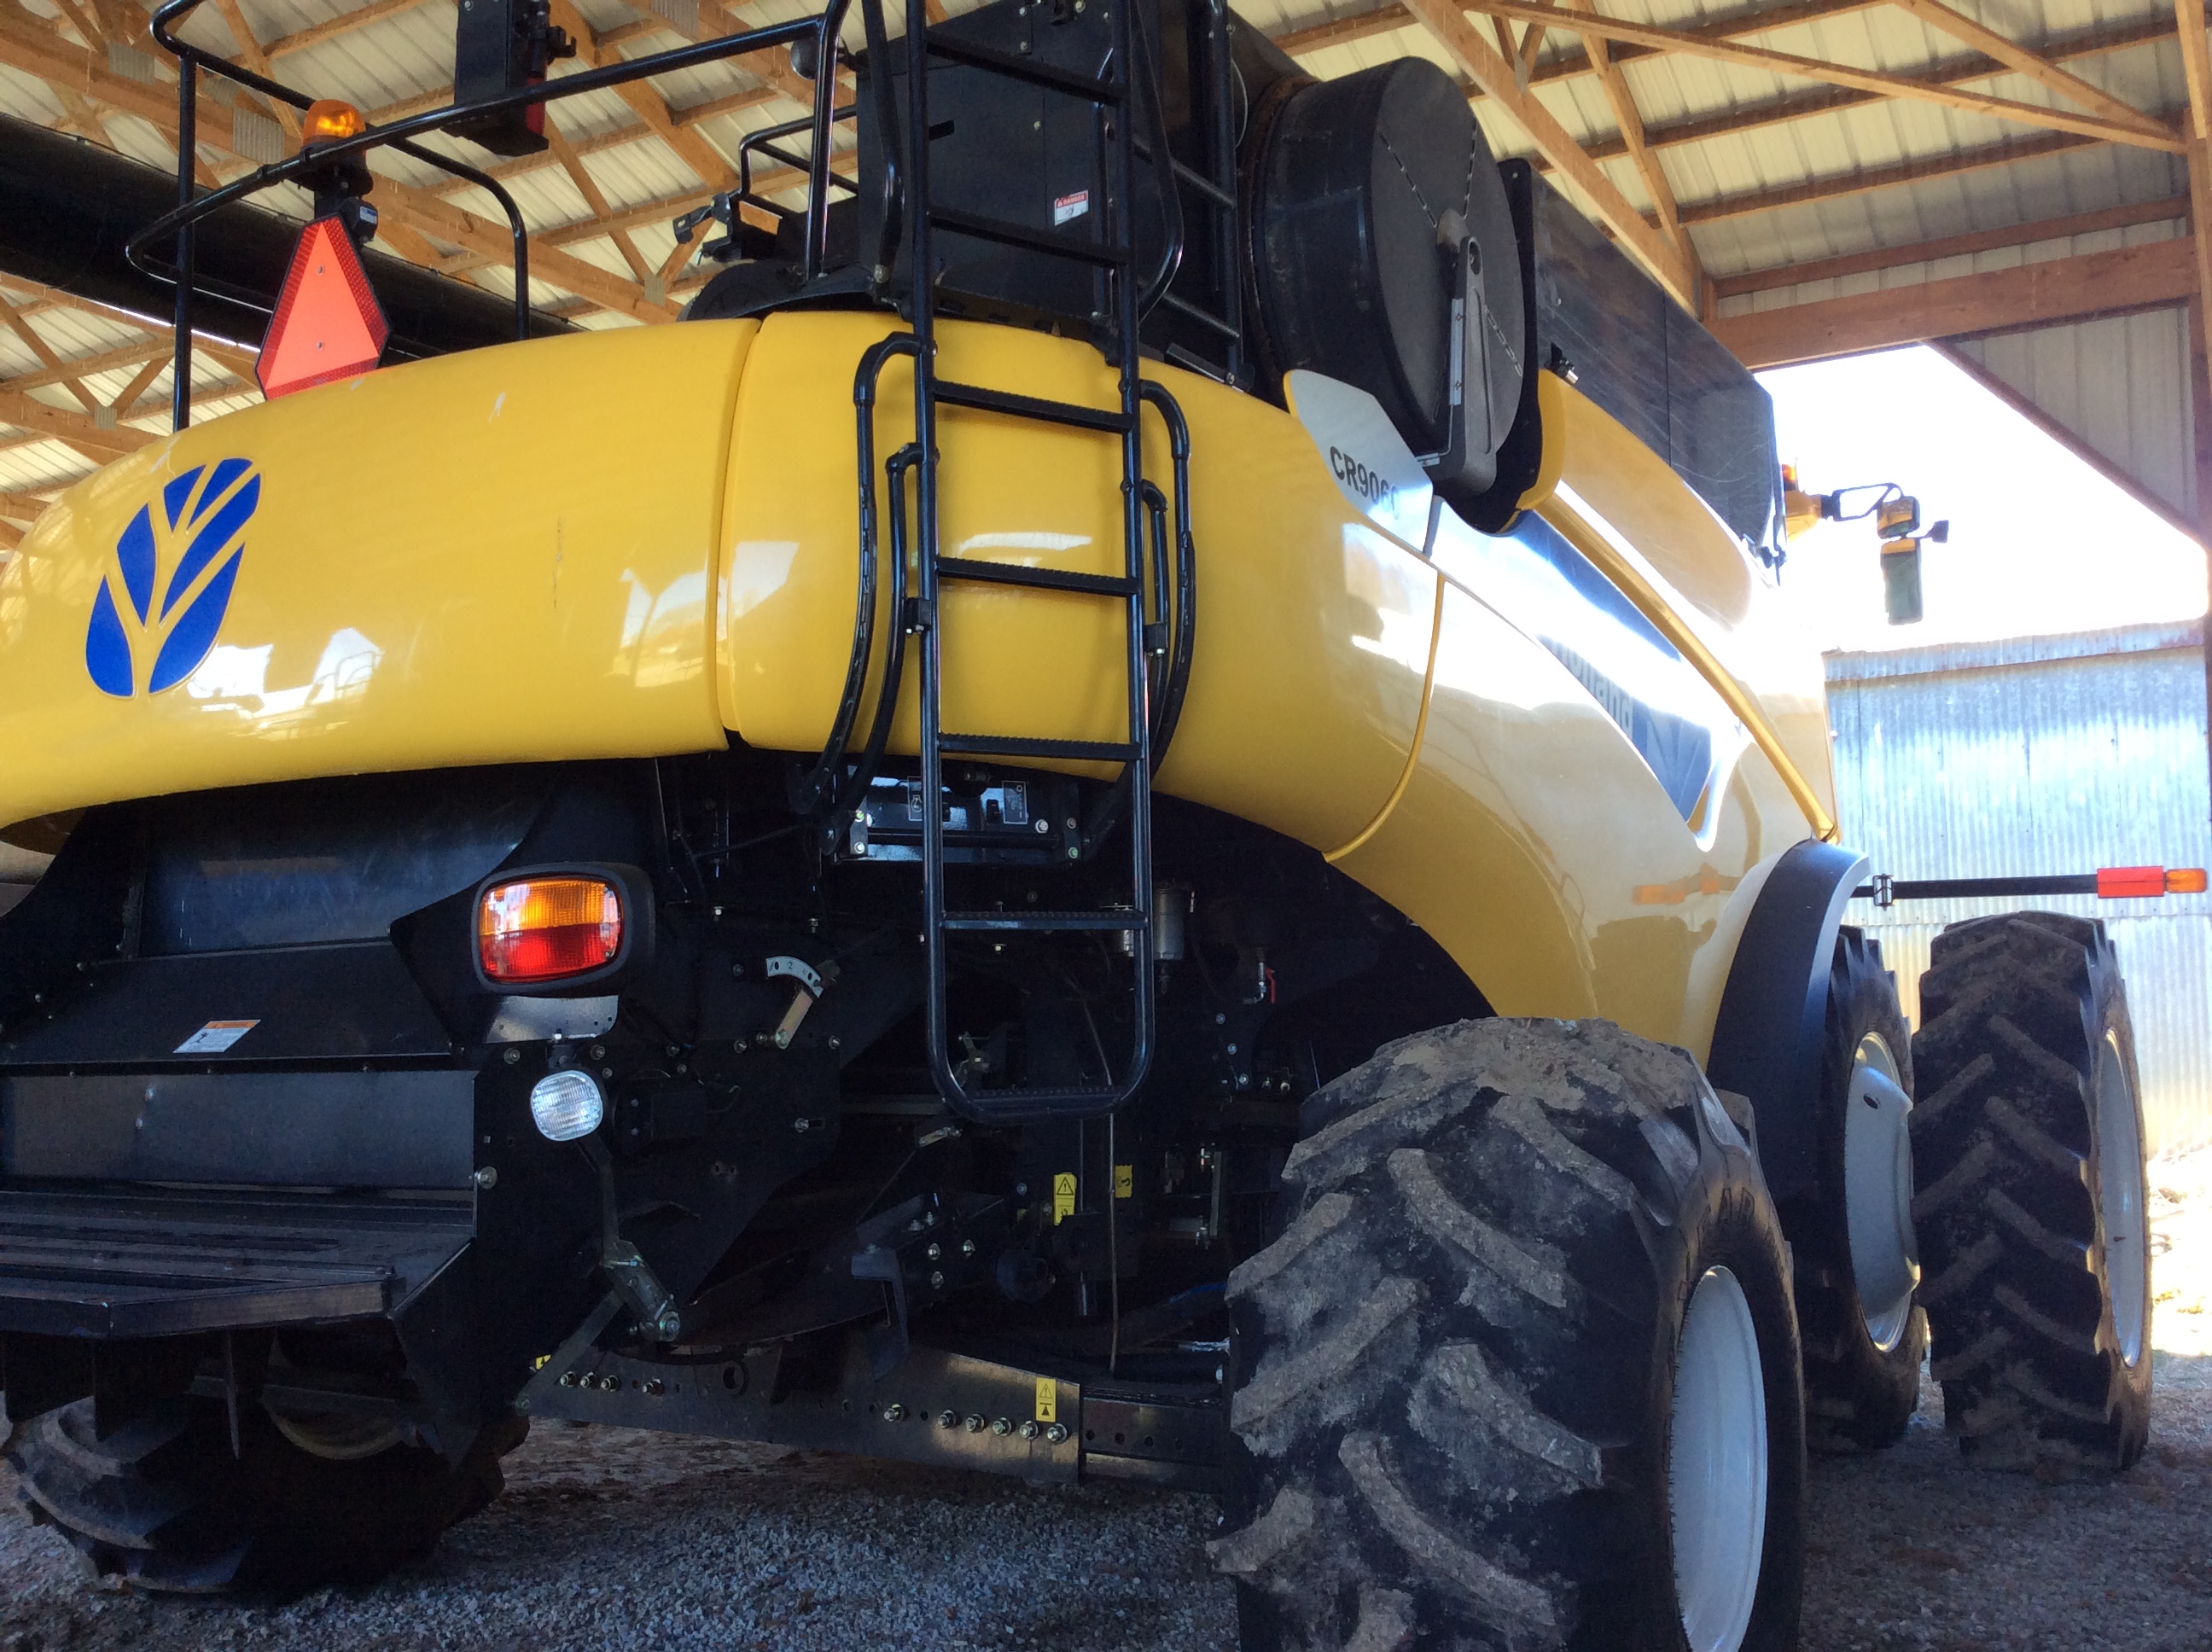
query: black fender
[{"left": 1706, "top": 838, "right": 1871, "bottom": 1204}]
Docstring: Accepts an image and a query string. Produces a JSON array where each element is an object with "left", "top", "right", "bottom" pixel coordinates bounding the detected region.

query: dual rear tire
[
  {"left": 1910, "top": 911, "right": 2152, "bottom": 1471},
  {"left": 6, "top": 1394, "right": 521, "bottom": 1595},
  {"left": 1217, "top": 1017, "right": 1805, "bottom": 1650}
]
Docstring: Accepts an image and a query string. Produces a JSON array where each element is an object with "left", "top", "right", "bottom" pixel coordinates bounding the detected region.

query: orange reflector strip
[
  {"left": 479, "top": 877, "right": 624, "bottom": 983},
  {"left": 303, "top": 98, "right": 366, "bottom": 142},
  {"left": 257, "top": 217, "right": 389, "bottom": 399},
  {"left": 2168, "top": 867, "right": 2209, "bottom": 894},
  {"left": 2096, "top": 865, "right": 2167, "bottom": 899}
]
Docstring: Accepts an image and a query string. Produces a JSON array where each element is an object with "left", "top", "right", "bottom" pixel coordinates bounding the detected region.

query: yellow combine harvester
[{"left": 0, "top": 0, "right": 2153, "bottom": 1643}]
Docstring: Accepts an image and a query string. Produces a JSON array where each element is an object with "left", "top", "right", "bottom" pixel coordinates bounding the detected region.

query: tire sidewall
[
  {"left": 1801, "top": 933, "right": 1926, "bottom": 1447},
  {"left": 2088, "top": 944, "right": 2155, "bottom": 1451},
  {"left": 1636, "top": 1115, "right": 1806, "bottom": 1652}
]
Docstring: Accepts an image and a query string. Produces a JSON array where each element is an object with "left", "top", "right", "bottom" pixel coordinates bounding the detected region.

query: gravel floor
[{"left": 7, "top": 1154, "right": 2212, "bottom": 1651}]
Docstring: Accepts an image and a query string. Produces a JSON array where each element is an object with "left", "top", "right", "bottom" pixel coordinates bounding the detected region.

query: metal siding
[
  {"left": 1953, "top": 307, "right": 2197, "bottom": 520},
  {"left": 1826, "top": 621, "right": 2212, "bottom": 1151}
]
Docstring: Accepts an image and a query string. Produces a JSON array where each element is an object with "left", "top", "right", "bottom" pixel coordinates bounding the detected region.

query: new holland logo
[{"left": 84, "top": 458, "right": 259, "bottom": 698}]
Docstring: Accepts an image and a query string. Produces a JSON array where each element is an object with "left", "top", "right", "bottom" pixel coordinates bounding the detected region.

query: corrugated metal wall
[
  {"left": 1952, "top": 307, "right": 2198, "bottom": 526},
  {"left": 1827, "top": 620, "right": 2212, "bottom": 1152}
]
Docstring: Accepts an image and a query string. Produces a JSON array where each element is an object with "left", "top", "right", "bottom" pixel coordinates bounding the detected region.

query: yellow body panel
[
  {"left": 0, "top": 323, "right": 754, "bottom": 827},
  {"left": 0, "top": 309, "right": 1831, "bottom": 1057},
  {"left": 720, "top": 311, "right": 1429, "bottom": 850}
]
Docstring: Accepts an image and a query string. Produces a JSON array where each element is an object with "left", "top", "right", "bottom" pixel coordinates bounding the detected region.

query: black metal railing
[{"left": 130, "top": 0, "right": 857, "bottom": 429}]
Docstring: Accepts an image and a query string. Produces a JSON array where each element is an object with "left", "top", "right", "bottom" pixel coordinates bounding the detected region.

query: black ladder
[{"left": 851, "top": 0, "right": 1191, "bottom": 1122}]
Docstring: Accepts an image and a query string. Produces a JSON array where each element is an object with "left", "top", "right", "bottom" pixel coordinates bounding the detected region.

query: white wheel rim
[
  {"left": 1670, "top": 1265, "right": 1767, "bottom": 1652},
  {"left": 1842, "top": 1032, "right": 1919, "bottom": 1352},
  {"left": 267, "top": 1405, "right": 404, "bottom": 1462},
  {"left": 2094, "top": 1032, "right": 2147, "bottom": 1368}
]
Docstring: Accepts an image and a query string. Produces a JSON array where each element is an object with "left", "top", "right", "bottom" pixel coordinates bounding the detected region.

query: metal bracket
[{"left": 579, "top": 1137, "right": 681, "bottom": 1341}]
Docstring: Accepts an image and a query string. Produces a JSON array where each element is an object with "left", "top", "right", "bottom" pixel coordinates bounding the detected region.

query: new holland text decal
[{"left": 84, "top": 458, "right": 260, "bottom": 698}]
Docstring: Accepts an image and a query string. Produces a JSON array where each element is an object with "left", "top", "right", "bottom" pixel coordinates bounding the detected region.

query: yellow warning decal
[
  {"left": 1052, "top": 1172, "right": 1077, "bottom": 1224},
  {"left": 1034, "top": 1376, "right": 1057, "bottom": 1424},
  {"left": 1113, "top": 1163, "right": 1133, "bottom": 1200}
]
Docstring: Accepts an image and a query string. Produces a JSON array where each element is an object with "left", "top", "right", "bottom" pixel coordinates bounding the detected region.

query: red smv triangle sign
[{"left": 257, "top": 217, "right": 390, "bottom": 399}]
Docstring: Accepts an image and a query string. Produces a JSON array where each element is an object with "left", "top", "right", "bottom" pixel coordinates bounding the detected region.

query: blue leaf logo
[{"left": 84, "top": 458, "right": 259, "bottom": 698}]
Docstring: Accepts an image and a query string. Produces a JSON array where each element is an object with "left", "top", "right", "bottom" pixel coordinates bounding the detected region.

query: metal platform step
[{"left": 0, "top": 1187, "right": 471, "bottom": 1338}]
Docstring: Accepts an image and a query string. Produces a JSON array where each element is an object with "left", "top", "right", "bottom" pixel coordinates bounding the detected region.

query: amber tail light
[{"left": 478, "top": 876, "right": 623, "bottom": 983}]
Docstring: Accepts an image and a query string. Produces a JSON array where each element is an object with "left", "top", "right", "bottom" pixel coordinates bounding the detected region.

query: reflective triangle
[{"left": 257, "top": 217, "right": 390, "bottom": 399}]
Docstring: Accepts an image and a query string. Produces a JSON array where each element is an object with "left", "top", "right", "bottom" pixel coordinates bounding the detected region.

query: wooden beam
[
  {"left": 0, "top": 387, "right": 157, "bottom": 454},
  {"left": 105, "top": 352, "right": 172, "bottom": 413},
  {"left": 1714, "top": 195, "right": 2191, "bottom": 298},
  {"left": 212, "top": 0, "right": 302, "bottom": 143},
  {"left": 1401, "top": 0, "right": 1696, "bottom": 304},
  {"left": 1563, "top": 0, "right": 1697, "bottom": 288},
  {"left": 1887, "top": 0, "right": 2162, "bottom": 137},
  {"left": 1712, "top": 236, "right": 2197, "bottom": 367},
  {"left": 1585, "top": 16, "right": 2176, "bottom": 166},
  {"left": 0, "top": 336, "right": 175, "bottom": 393},
  {"left": 1462, "top": 0, "right": 2184, "bottom": 153},
  {"left": 1680, "top": 131, "right": 2094, "bottom": 226},
  {"left": 545, "top": 122, "right": 655, "bottom": 283},
  {"left": 0, "top": 488, "right": 59, "bottom": 525},
  {"left": 0, "top": 287, "right": 98, "bottom": 412},
  {"left": 265, "top": 0, "right": 440, "bottom": 61},
  {"left": 540, "top": 183, "right": 721, "bottom": 247},
  {"left": 0, "top": 15, "right": 679, "bottom": 323}
]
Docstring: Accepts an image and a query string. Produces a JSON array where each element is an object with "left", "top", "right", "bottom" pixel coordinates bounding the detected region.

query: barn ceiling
[{"left": 1, "top": 0, "right": 2209, "bottom": 541}]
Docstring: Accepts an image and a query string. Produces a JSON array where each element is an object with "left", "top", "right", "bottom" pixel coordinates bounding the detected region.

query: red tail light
[{"left": 478, "top": 877, "right": 623, "bottom": 983}]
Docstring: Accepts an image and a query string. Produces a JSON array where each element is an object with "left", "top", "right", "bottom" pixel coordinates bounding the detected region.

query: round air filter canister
[{"left": 1253, "top": 57, "right": 1523, "bottom": 484}]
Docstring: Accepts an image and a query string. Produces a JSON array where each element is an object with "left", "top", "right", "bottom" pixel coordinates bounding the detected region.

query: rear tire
[
  {"left": 1793, "top": 931, "right": 1926, "bottom": 1453},
  {"left": 6, "top": 1394, "right": 522, "bottom": 1594},
  {"left": 1214, "top": 1017, "right": 1805, "bottom": 1651},
  {"left": 1910, "top": 910, "right": 2152, "bottom": 1473}
]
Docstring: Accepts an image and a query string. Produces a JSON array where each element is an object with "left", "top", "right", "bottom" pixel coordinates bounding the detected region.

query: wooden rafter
[
  {"left": 1716, "top": 195, "right": 2191, "bottom": 299},
  {"left": 1680, "top": 131, "right": 2093, "bottom": 225},
  {"left": 2175, "top": 0, "right": 2212, "bottom": 398},
  {"left": 0, "top": 10, "right": 682, "bottom": 323},
  {"left": 0, "top": 384, "right": 155, "bottom": 455},
  {"left": 1560, "top": 0, "right": 1697, "bottom": 289},
  {"left": 1888, "top": 0, "right": 2158, "bottom": 136},
  {"left": 545, "top": 122, "right": 658, "bottom": 287},
  {"left": 264, "top": 0, "right": 439, "bottom": 61},
  {"left": 1712, "top": 236, "right": 2197, "bottom": 367},
  {"left": 1584, "top": 16, "right": 2175, "bottom": 166},
  {"left": 1461, "top": 0, "right": 2180, "bottom": 152},
  {"left": 1400, "top": 0, "right": 1696, "bottom": 305}
]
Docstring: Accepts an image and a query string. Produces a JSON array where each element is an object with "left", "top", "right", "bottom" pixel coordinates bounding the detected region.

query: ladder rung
[
  {"left": 922, "top": 34, "right": 1126, "bottom": 104},
  {"left": 936, "top": 379, "right": 1132, "bottom": 433},
  {"left": 929, "top": 205, "right": 1128, "bottom": 268},
  {"left": 1158, "top": 290, "right": 1242, "bottom": 341},
  {"left": 937, "top": 556, "right": 1138, "bottom": 597},
  {"left": 1170, "top": 160, "right": 1236, "bottom": 210},
  {"left": 940, "top": 733, "right": 1140, "bottom": 763},
  {"left": 942, "top": 910, "right": 1148, "bottom": 932}
]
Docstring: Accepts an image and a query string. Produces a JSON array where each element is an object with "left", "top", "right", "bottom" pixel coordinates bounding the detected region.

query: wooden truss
[{"left": 0, "top": 0, "right": 2201, "bottom": 503}]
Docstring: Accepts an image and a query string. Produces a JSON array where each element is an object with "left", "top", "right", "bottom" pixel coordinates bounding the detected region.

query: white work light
[{"left": 529, "top": 1069, "right": 605, "bottom": 1143}]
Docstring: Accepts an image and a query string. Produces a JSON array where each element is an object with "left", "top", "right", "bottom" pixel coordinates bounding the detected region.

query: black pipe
[{"left": 0, "top": 114, "right": 571, "bottom": 360}]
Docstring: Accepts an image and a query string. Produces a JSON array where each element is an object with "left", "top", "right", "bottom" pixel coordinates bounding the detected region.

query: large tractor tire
[
  {"left": 1214, "top": 1017, "right": 1806, "bottom": 1652},
  {"left": 1793, "top": 930, "right": 1926, "bottom": 1453},
  {"left": 1910, "top": 911, "right": 2152, "bottom": 1473},
  {"left": 5, "top": 1393, "right": 522, "bottom": 1594}
]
